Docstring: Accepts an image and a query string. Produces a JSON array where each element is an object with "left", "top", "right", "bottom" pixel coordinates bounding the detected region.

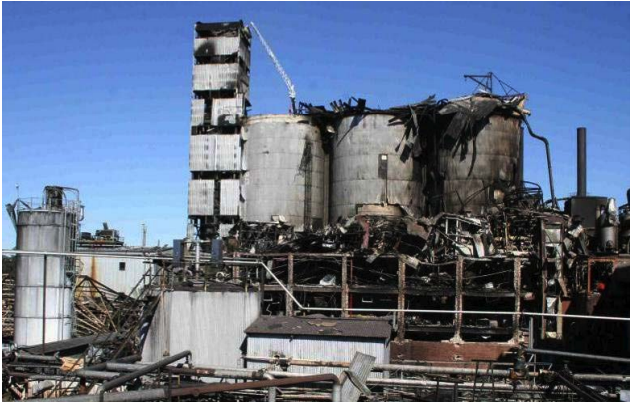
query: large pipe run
[
  {"left": 98, "top": 350, "right": 191, "bottom": 397},
  {"left": 577, "top": 127, "right": 587, "bottom": 196}
]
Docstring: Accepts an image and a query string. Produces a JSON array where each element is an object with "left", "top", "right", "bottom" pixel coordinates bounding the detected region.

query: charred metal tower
[{"left": 188, "top": 21, "right": 251, "bottom": 239}]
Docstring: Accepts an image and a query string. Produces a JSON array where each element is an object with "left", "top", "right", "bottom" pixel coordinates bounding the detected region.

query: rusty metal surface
[{"left": 437, "top": 113, "right": 522, "bottom": 215}]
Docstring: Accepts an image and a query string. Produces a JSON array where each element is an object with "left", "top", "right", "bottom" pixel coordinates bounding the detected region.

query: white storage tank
[
  {"left": 242, "top": 115, "right": 326, "bottom": 230},
  {"left": 12, "top": 187, "right": 81, "bottom": 347}
]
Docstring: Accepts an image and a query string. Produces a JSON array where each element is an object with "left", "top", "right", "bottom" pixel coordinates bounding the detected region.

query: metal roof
[{"left": 245, "top": 316, "right": 392, "bottom": 340}]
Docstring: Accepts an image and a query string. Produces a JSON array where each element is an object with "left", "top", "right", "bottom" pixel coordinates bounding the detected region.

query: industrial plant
[{"left": 2, "top": 20, "right": 630, "bottom": 402}]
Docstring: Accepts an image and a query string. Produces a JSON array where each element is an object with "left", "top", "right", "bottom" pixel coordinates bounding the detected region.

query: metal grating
[{"left": 188, "top": 180, "right": 215, "bottom": 216}]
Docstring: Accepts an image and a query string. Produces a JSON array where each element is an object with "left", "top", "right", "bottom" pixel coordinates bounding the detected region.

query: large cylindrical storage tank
[
  {"left": 437, "top": 113, "right": 522, "bottom": 215},
  {"left": 242, "top": 115, "right": 325, "bottom": 230},
  {"left": 330, "top": 114, "right": 425, "bottom": 222},
  {"left": 14, "top": 210, "right": 75, "bottom": 347}
]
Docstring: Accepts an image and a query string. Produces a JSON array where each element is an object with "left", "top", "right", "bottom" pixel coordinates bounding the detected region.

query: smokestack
[{"left": 577, "top": 127, "right": 587, "bottom": 197}]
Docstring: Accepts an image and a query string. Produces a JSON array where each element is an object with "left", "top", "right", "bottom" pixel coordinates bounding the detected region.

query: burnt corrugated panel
[
  {"left": 245, "top": 316, "right": 392, "bottom": 339},
  {"left": 192, "top": 64, "right": 249, "bottom": 93},
  {"left": 190, "top": 99, "right": 206, "bottom": 126},
  {"left": 220, "top": 179, "right": 240, "bottom": 216},
  {"left": 194, "top": 36, "right": 240, "bottom": 57},
  {"left": 189, "top": 135, "right": 215, "bottom": 171},
  {"left": 214, "top": 134, "right": 241, "bottom": 171},
  {"left": 246, "top": 335, "right": 388, "bottom": 377},
  {"left": 188, "top": 180, "right": 214, "bottom": 216},
  {"left": 141, "top": 291, "right": 261, "bottom": 368},
  {"left": 211, "top": 96, "right": 245, "bottom": 126}
]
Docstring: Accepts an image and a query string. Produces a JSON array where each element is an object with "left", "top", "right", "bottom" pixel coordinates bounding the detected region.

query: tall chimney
[{"left": 577, "top": 127, "right": 587, "bottom": 196}]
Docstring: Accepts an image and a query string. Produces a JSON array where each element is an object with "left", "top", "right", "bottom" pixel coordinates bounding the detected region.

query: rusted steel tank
[
  {"left": 242, "top": 114, "right": 325, "bottom": 230},
  {"left": 330, "top": 114, "right": 425, "bottom": 222},
  {"left": 437, "top": 113, "right": 523, "bottom": 215}
]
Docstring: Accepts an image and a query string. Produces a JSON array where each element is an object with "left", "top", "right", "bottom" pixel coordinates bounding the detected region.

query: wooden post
[{"left": 286, "top": 254, "right": 294, "bottom": 316}]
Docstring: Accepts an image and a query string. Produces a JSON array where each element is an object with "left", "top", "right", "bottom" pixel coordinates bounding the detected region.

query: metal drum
[
  {"left": 330, "top": 114, "right": 425, "bottom": 222},
  {"left": 242, "top": 114, "right": 325, "bottom": 230},
  {"left": 437, "top": 114, "right": 522, "bottom": 215}
]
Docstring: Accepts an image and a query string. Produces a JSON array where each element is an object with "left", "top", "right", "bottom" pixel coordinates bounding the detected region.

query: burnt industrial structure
[{"left": 2, "top": 21, "right": 630, "bottom": 402}]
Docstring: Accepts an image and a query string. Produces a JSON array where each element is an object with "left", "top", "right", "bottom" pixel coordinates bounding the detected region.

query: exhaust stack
[{"left": 577, "top": 127, "right": 587, "bottom": 197}]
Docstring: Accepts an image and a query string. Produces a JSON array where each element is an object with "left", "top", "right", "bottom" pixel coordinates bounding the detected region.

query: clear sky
[{"left": 2, "top": 2, "right": 630, "bottom": 248}]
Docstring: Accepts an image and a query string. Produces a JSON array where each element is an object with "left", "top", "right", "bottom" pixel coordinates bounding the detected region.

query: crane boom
[{"left": 250, "top": 22, "right": 297, "bottom": 113}]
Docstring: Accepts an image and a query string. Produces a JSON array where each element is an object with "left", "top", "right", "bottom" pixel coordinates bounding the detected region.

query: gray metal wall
[
  {"left": 438, "top": 114, "right": 522, "bottom": 215},
  {"left": 141, "top": 290, "right": 261, "bottom": 368},
  {"left": 192, "top": 64, "right": 249, "bottom": 97},
  {"left": 188, "top": 180, "right": 215, "bottom": 216},
  {"left": 76, "top": 255, "right": 154, "bottom": 298},
  {"left": 14, "top": 210, "right": 74, "bottom": 347},
  {"left": 242, "top": 115, "right": 325, "bottom": 230},
  {"left": 246, "top": 335, "right": 389, "bottom": 377},
  {"left": 330, "top": 114, "right": 425, "bottom": 221}
]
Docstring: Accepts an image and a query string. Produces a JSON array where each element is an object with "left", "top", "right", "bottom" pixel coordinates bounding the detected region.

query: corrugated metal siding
[
  {"left": 211, "top": 96, "right": 245, "bottom": 126},
  {"left": 190, "top": 135, "right": 241, "bottom": 172},
  {"left": 215, "top": 134, "right": 242, "bottom": 171},
  {"left": 194, "top": 37, "right": 239, "bottom": 56},
  {"left": 189, "top": 135, "right": 215, "bottom": 171},
  {"left": 190, "top": 99, "right": 206, "bottom": 126},
  {"left": 77, "top": 256, "right": 153, "bottom": 298},
  {"left": 141, "top": 291, "right": 261, "bottom": 368},
  {"left": 192, "top": 64, "right": 249, "bottom": 93},
  {"left": 188, "top": 180, "right": 215, "bottom": 216},
  {"left": 220, "top": 179, "right": 240, "bottom": 216},
  {"left": 193, "top": 37, "right": 250, "bottom": 65},
  {"left": 246, "top": 335, "right": 388, "bottom": 377}
]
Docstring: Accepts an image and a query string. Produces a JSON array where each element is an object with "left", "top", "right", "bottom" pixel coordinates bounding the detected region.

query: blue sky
[{"left": 3, "top": 2, "right": 630, "bottom": 248}]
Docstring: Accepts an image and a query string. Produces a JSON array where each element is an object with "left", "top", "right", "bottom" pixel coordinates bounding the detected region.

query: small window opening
[{"left": 119, "top": 262, "right": 126, "bottom": 271}]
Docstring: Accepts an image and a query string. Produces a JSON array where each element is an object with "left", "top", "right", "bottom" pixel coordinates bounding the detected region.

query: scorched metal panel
[
  {"left": 188, "top": 180, "right": 215, "bottom": 216},
  {"left": 190, "top": 99, "right": 206, "bottom": 127},
  {"left": 220, "top": 179, "right": 240, "bottom": 216},
  {"left": 330, "top": 114, "right": 425, "bottom": 221}
]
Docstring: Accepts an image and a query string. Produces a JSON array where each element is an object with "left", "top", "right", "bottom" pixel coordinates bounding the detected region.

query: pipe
[
  {"left": 15, "top": 353, "right": 60, "bottom": 363},
  {"left": 85, "top": 354, "right": 142, "bottom": 371},
  {"left": 577, "top": 127, "right": 587, "bottom": 197},
  {"left": 106, "top": 362, "right": 265, "bottom": 380},
  {"left": 525, "top": 348, "right": 629, "bottom": 364},
  {"left": 73, "top": 370, "right": 120, "bottom": 380},
  {"left": 98, "top": 350, "right": 190, "bottom": 397},
  {"left": 194, "top": 238, "right": 200, "bottom": 278},
  {"left": 243, "top": 356, "right": 513, "bottom": 377},
  {"left": 518, "top": 113, "right": 558, "bottom": 209},
  {"left": 263, "top": 372, "right": 277, "bottom": 402}
]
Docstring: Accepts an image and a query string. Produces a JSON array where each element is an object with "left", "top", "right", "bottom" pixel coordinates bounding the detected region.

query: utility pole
[{"left": 141, "top": 223, "right": 147, "bottom": 247}]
